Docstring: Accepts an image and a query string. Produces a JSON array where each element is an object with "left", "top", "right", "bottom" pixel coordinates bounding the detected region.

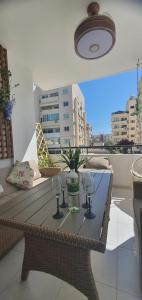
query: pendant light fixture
[{"left": 74, "top": 2, "right": 116, "bottom": 60}]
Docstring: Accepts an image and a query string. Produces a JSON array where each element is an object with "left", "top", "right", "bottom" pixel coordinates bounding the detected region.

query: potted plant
[
  {"left": 38, "top": 150, "right": 61, "bottom": 177},
  {"left": 60, "top": 145, "right": 87, "bottom": 173}
]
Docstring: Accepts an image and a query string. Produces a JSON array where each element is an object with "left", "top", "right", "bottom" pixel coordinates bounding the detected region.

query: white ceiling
[{"left": 0, "top": 0, "right": 142, "bottom": 89}]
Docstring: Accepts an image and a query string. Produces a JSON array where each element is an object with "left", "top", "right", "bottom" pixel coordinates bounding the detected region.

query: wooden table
[{"left": 0, "top": 170, "right": 112, "bottom": 300}]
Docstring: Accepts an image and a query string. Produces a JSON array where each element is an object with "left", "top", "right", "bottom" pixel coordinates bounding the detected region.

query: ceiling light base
[
  {"left": 87, "top": 2, "right": 100, "bottom": 16},
  {"left": 74, "top": 2, "right": 116, "bottom": 60}
]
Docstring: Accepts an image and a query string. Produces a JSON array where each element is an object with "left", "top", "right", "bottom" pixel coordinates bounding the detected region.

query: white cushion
[
  {"left": 0, "top": 184, "right": 4, "bottom": 198},
  {"left": 7, "top": 161, "right": 34, "bottom": 189},
  {"left": 28, "top": 160, "right": 41, "bottom": 180},
  {"left": 85, "top": 157, "right": 111, "bottom": 170}
]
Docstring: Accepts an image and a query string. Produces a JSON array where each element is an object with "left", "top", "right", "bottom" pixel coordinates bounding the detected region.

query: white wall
[
  {"left": 7, "top": 52, "right": 38, "bottom": 163},
  {"left": 92, "top": 154, "right": 142, "bottom": 188},
  {"left": 33, "top": 86, "right": 41, "bottom": 123},
  {"left": 87, "top": 154, "right": 142, "bottom": 189}
]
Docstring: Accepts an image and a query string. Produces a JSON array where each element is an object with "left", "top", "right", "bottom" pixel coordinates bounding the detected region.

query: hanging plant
[{"left": 0, "top": 68, "right": 19, "bottom": 121}]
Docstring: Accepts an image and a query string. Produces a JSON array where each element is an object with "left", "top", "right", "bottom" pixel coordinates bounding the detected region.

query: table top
[{"left": 0, "top": 170, "right": 112, "bottom": 252}]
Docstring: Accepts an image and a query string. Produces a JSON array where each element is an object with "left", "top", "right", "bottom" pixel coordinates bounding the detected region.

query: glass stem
[
  {"left": 63, "top": 189, "right": 65, "bottom": 204},
  {"left": 88, "top": 196, "right": 91, "bottom": 214},
  {"left": 86, "top": 194, "right": 88, "bottom": 205},
  {"left": 57, "top": 197, "right": 59, "bottom": 213}
]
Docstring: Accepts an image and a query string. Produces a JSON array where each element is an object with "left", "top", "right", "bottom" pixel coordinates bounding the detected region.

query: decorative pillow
[
  {"left": 0, "top": 184, "right": 4, "bottom": 197},
  {"left": 7, "top": 161, "right": 34, "bottom": 189},
  {"left": 85, "top": 157, "right": 111, "bottom": 170},
  {"left": 28, "top": 160, "right": 41, "bottom": 180}
]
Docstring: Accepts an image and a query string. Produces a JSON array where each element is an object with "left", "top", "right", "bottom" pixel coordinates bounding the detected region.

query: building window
[
  {"left": 64, "top": 113, "right": 69, "bottom": 119},
  {"left": 48, "top": 92, "right": 58, "bottom": 97},
  {"left": 42, "top": 104, "right": 59, "bottom": 110},
  {"left": 64, "top": 126, "right": 69, "bottom": 131},
  {"left": 130, "top": 105, "right": 135, "bottom": 109},
  {"left": 62, "top": 88, "right": 68, "bottom": 95},
  {"left": 131, "top": 120, "right": 135, "bottom": 123},
  {"left": 121, "top": 118, "right": 127, "bottom": 121},
  {"left": 41, "top": 95, "right": 48, "bottom": 99},
  {"left": 46, "top": 137, "right": 60, "bottom": 145},
  {"left": 42, "top": 113, "right": 59, "bottom": 122},
  {"left": 41, "top": 92, "right": 58, "bottom": 99},
  {"left": 63, "top": 101, "right": 69, "bottom": 107},
  {"left": 43, "top": 128, "right": 60, "bottom": 133},
  {"left": 131, "top": 127, "right": 135, "bottom": 130},
  {"left": 54, "top": 128, "right": 60, "bottom": 133},
  {"left": 64, "top": 139, "right": 70, "bottom": 145}
]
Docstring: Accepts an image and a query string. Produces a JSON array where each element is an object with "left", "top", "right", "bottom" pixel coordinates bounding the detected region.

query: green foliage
[
  {"left": 116, "top": 139, "right": 134, "bottom": 154},
  {"left": 38, "top": 150, "right": 55, "bottom": 168},
  {"left": 60, "top": 144, "right": 87, "bottom": 172},
  {"left": 0, "top": 68, "right": 11, "bottom": 110}
]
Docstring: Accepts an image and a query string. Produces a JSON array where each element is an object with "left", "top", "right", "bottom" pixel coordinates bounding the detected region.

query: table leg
[{"left": 21, "top": 233, "right": 99, "bottom": 300}]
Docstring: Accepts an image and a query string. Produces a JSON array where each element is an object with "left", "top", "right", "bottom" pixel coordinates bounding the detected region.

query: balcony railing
[{"left": 48, "top": 144, "right": 142, "bottom": 155}]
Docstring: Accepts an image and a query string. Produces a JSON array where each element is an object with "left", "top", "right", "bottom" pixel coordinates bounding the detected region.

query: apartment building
[
  {"left": 86, "top": 124, "right": 92, "bottom": 146},
  {"left": 92, "top": 134, "right": 112, "bottom": 146},
  {"left": 111, "top": 97, "right": 138, "bottom": 143},
  {"left": 126, "top": 97, "right": 138, "bottom": 142},
  {"left": 34, "top": 84, "right": 86, "bottom": 148},
  {"left": 111, "top": 111, "right": 128, "bottom": 143},
  {"left": 137, "top": 77, "right": 142, "bottom": 143}
]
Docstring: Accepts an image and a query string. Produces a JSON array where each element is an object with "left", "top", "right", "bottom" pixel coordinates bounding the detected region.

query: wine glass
[
  {"left": 53, "top": 174, "right": 64, "bottom": 219},
  {"left": 60, "top": 172, "right": 68, "bottom": 208},
  {"left": 61, "top": 172, "right": 67, "bottom": 189},
  {"left": 81, "top": 172, "right": 90, "bottom": 208},
  {"left": 84, "top": 173, "right": 96, "bottom": 219},
  {"left": 56, "top": 174, "right": 62, "bottom": 196},
  {"left": 87, "top": 173, "right": 95, "bottom": 196}
]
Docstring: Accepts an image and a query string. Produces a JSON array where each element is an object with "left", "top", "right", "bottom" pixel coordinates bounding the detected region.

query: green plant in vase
[{"left": 60, "top": 144, "right": 87, "bottom": 173}]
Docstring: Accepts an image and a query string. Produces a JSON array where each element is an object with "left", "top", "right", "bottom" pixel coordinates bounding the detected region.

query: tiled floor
[{"left": 0, "top": 187, "right": 141, "bottom": 300}]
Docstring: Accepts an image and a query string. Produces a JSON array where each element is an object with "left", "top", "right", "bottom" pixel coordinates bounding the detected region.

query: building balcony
[
  {"left": 43, "top": 132, "right": 60, "bottom": 139},
  {"left": 41, "top": 120, "right": 59, "bottom": 126},
  {"left": 40, "top": 96, "right": 59, "bottom": 105}
]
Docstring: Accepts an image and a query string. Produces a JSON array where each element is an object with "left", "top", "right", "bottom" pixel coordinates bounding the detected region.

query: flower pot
[{"left": 39, "top": 167, "right": 62, "bottom": 177}]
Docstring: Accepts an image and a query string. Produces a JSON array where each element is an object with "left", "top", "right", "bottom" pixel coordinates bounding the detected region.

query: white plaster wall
[
  {"left": 90, "top": 154, "right": 142, "bottom": 188},
  {"left": 85, "top": 154, "right": 142, "bottom": 188},
  {"left": 108, "top": 154, "right": 133, "bottom": 188},
  {"left": 33, "top": 86, "right": 41, "bottom": 123},
  {"left": 8, "top": 52, "right": 38, "bottom": 163}
]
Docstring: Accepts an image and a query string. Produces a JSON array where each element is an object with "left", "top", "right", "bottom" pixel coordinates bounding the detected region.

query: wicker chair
[{"left": 131, "top": 157, "right": 142, "bottom": 289}]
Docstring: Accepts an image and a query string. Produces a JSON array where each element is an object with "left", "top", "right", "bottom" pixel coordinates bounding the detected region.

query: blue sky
[{"left": 79, "top": 69, "right": 142, "bottom": 134}]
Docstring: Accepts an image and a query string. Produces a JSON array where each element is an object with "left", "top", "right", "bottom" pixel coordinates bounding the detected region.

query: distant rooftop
[{"left": 112, "top": 110, "right": 128, "bottom": 115}]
